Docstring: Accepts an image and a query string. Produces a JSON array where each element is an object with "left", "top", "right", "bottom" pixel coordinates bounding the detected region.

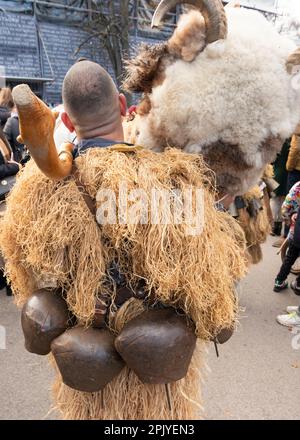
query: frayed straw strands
[{"left": 0, "top": 147, "right": 247, "bottom": 419}]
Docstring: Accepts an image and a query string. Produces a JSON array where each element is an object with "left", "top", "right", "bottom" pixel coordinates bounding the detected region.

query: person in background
[
  {"left": 53, "top": 104, "right": 76, "bottom": 150},
  {"left": 0, "top": 88, "right": 13, "bottom": 128},
  {"left": 286, "top": 127, "right": 300, "bottom": 190},
  {"left": 0, "top": 125, "right": 20, "bottom": 296},
  {"left": 4, "top": 105, "right": 24, "bottom": 163},
  {"left": 273, "top": 182, "right": 300, "bottom": 293},
  {"left": 270, "top": 139, "right": 290, "bottom": 247},
  {"left": 0, "top": 125, "right": 20, "bottom": 179},
  {"left": 276, "top": 204, "right": 300, "bottom": 327}
]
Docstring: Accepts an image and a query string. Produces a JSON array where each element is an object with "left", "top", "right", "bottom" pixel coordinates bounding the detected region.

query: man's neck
[{"left": 76, "top": 125, "right": 124, "bottom": 143}]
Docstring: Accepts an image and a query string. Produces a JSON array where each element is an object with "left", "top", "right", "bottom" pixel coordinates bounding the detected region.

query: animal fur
[
  {"left": 122, "top": 113, "right": 141, "bottom": 145},
  {"left": 237, "top": 185, "right": 271, "bottom": 264},
  {"left": 124, "top": 8, "right": 300, "bottom": 196}
]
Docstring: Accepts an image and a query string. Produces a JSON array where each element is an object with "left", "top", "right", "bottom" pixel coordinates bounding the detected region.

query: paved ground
[{"left": 0, "top": 236, "right": 299, "bottom": 420}]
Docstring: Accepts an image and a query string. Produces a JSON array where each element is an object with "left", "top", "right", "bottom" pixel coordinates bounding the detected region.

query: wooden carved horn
[
  {"left": 12, "top": 84, "right": 73, "bottom": 180},
  {"left": 152, "top": 0, "right": 227, "bottom": 44}
]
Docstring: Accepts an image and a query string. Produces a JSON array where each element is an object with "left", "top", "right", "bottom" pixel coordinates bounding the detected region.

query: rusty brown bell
[
  {"left": 215, "top": 327, "right": 234, "bottom": 344},
  {"left": 115, "top": 308, "right": 197, "bottom": 384},
  {"left": 21, "top": 289, "right": 71, "bottom": 356},
  {"left": 51, "top": 327, "right": 125, "bottom": 393}
]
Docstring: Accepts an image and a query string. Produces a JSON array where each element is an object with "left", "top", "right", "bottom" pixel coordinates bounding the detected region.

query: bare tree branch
[{"left": 75, "top": 0, "right": 133, "bottom": 104}]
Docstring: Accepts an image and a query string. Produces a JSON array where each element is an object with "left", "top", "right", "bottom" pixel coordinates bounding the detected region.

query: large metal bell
[
  {"left": 21, "top": 289, "right": 71, "bottom": 355},
  {"left": 51, "top": 327, "right": 125, "bottom": 392},
  {"left": 215, "top": 327, "right": 234, "bottom": 344},
  {"left": 115, "top": 308, "right": 196, "bottom": 384}
]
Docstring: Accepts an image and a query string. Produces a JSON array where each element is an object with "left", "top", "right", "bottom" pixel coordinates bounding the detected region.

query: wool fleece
[{"left": 130, "top": 8, "right": 300, "bottom": 195}]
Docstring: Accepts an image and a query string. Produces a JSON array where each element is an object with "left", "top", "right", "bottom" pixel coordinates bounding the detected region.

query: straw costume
[
  {"left": 233, "top": 166, "right": 276, "bottom": 264},
  {"left": 0, "top": 82, "right": 247, "bottom": 420}
]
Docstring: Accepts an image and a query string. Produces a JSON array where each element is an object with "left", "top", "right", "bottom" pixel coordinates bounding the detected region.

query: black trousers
[{"left": 276, "top": 241, "right": 300, "bottom": 282}]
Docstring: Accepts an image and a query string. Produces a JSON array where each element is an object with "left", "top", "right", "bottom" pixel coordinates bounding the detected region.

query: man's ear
[
  {"left": 119, "top": 93, "right": 127, "bottom": 117},
  {"left": 61, "top": 112, "right": 75, "bottom": 133}
]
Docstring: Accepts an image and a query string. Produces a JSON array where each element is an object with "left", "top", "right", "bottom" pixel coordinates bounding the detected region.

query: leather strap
[
  {"left": 93, "top": 293, "right": 111, "bottom": 328},
  {"left": 71, "top": 163, "right": 96, "bottom": 216}
]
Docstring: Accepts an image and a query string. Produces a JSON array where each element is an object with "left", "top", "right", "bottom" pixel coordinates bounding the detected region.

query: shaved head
[{"left": 62, "top": 61, "right": 121, "bottom": 133}]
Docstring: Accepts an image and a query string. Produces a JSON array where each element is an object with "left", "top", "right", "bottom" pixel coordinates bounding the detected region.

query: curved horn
[
  {"left": 152, "top": 0, "right": 227, "bottom": 43},
  {"left": 286, "top": 48, "right": 300, "bottom": 74},
  {"left": 225, "top": 0, "right": 240, "bottom": 8},
  {"left": 12, "top": 84, "right": 73, "bottom": 181}
]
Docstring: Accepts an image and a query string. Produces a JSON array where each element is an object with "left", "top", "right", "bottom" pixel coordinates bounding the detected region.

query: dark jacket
[
  {"left": 0, "top": 152, "right": 19, "bottom": 180},
  {"left": 74, "top": 137, "right": 131, "bottom": 157},
  {"left": 0, "top": 106, "right": 11, "bottom": 129},
  {"left": 0, "top": 127, "right": 19, "bottom": 179},
  {"left": 293, "top": 206, "right": 300, "bottom": 249},
  {"left": 0, "top": 153, "right": 19, "bottom": 179},
  {"left": 4, "top": 115, "right": 24, "bottom": 163},
  {"left": 273, "top": 139, "right": 290, "bottom": 197}
]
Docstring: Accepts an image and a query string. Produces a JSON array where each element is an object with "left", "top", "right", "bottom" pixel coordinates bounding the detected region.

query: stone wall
[
  {"left": 0, "top": 12, "right": 40, "bottom": 79},
  {"left": 39, "top": 21, "right": 115, "bottom": 104},
  {"left": 0, "top": 7, "right": 162, "bottom": 104}
]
